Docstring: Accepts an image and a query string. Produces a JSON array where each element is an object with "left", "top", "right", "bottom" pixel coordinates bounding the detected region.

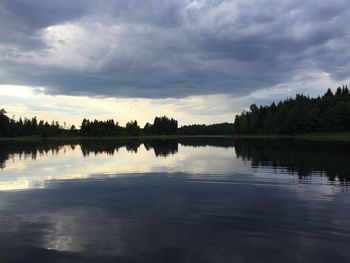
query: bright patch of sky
[{"left": 0, "top": 0, "right": 349, "bottom": 123}]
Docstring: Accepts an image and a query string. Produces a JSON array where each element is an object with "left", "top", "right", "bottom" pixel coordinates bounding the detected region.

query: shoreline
[
  {"left": 229, "top": 132, "right": 350, "bottom": 141},
  {"left": 1, "top": 133, "right": 350, "bottom": 142},
  {"left": 0, "top": 135, "right": 228, "bottom": 142}
]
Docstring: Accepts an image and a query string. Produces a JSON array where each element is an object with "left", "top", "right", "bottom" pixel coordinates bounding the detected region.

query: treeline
[
  {"left": 178, "top": 123, "right": 234, "bottom": 135},
  {"left": 1, "top": 108, "right": 237, "bottom": 137},
  {"left": 234, "top": 86, "right": 350, "bottom": 134},
  {"left": 0, "top": 109, "right": 75, "bottom": 137},
  {"left": 80, "top": 116, "right": 178, "bottom": 136},
  {"left": 0, "top": 112, "right": 182, "bottom": 137}
]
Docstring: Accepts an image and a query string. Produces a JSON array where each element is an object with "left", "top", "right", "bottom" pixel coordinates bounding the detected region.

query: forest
[
  {"left": 178, "top": 123, "right": 235, "bottom": 135},
  {"left": 0, "top": 107, "right": 236, "bottom": 137},
  {"left": 0, "top": 109, "right": 72, "bottom": 137},
  {"left": 0, "top": 111, "right": 180, "bottom": 137},
  {"left": 1, "top": 86, "right": 349, "bottom": 137},
  {"left": 80, "top": 116, "right": 178, "bottom": 136},
  {"left": 234, "top": 86, "right": 350, "bottom": 134}
]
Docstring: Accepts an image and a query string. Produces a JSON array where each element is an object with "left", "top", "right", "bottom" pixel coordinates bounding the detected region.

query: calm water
[{"left": 0, "top": 138, "right": 349, "bottom": 262}]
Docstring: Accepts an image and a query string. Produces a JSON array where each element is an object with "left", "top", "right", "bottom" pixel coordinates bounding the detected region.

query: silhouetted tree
[
  {"left": 126, "top": 120, "right": 140, "bottom": 136},
  {"left": 143, "top": 122, "right": 153, "bottom": 134},
  {"left": 152, "top": 116, "right": 178, "bottom": 135},
  {"left": 0, "top": 109, "right": 10, "bottom": 137}
]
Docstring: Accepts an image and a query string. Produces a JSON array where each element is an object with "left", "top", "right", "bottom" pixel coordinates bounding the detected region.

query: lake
[{"left": 0, "top": 138, "right": 349, "bottom": 262}]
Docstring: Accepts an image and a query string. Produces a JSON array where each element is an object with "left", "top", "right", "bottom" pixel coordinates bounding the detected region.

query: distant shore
[
  {"left": 229, "top": 132, "right": 350, "bottom": 141},
  {"left": 1, "top": 133, "right": 350, "bottom": 142},
  {"left": 0, "top": 135, "right": 228, "bottom": 142}
]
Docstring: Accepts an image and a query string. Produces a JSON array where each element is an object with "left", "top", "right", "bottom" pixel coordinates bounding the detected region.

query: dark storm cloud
[{"left": 0, "top": 0, "right": 349, "bottom": 98}]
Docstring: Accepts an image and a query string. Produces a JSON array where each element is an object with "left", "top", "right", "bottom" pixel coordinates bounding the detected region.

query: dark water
[{"left": 0, "top": 138, "right": 349, "bottom": 262}]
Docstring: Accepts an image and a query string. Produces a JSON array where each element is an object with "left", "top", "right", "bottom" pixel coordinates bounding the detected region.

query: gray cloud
[{"left": 0, "top": 0, "right": 349, "bottom": 98}]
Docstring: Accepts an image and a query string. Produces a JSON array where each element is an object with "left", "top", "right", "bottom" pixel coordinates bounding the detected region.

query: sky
[{"left": 1, "top": 0, "right": 350, "bottom": 127}]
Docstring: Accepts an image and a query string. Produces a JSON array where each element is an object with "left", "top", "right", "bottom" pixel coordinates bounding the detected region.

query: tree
[
  {"left": 143, "top": 122, "right": 153, "bottom": 134},
  {"left": 323, "top": 88, "right": 334, "bottom": 98},
  {"left": 0, "top": 109, "right": 10, "bottom": 136},
  {"left": 152, "top": 116, "right": 178, "bottom": 135},
  {"left": 126, "top": 120, "right": 140, "bottom": 136}
]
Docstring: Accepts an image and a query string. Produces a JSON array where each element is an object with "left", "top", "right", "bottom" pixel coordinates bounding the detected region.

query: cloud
[
  {"left": 0, "top": 85, "right": 239, "bottom": 126},
  {"left": 0, "top": 0, "right": 349, "bottom": 99},
  {"left": 0, "top": 171, "right": 349, "bottom": 261}
]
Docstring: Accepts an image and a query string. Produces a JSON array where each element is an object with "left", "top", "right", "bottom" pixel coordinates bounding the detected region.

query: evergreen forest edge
[{"left": 0, "top": 86, "right": 349, "bottom": 138}]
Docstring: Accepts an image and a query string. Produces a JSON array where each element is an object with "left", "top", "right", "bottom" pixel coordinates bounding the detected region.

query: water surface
[{"left": 0, "top": 138, "right": 349, "bottom": 262}]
